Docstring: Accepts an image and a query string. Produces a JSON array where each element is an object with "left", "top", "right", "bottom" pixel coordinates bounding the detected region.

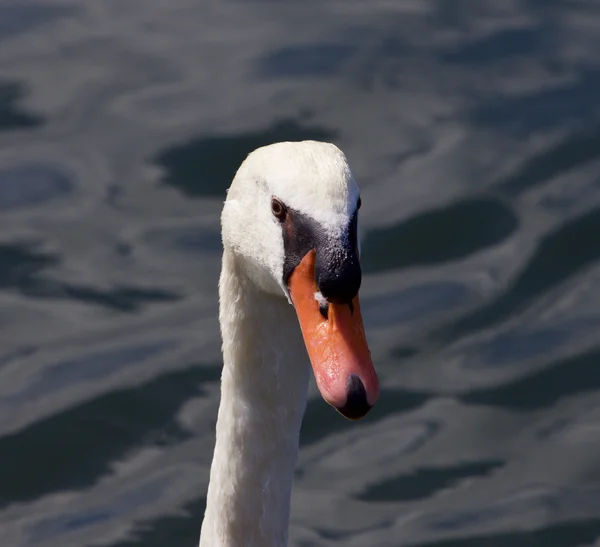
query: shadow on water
[
  {"left": 0, "top": 164, "right": 73, "bottom": 211},
  {"left": 7, "top": 341, "right": 177, "bottom": 402},
  {"left": 441, "top": 28, "right": 542, "bottom": 66},
  {"left": 27, "top": 283, "right": 181, "bottom": 312},
  {"left": 256, "top": 44, "right": 354, "bottom": 78},
  {"left": 463, "top": 327, "right": 569, "bottom": 369},
  {"left": 362, "top": 282, "right": 471, "bottom": 328},
  {"left": 460, "top": 347, "right": 600, "bottom": 410},
  {"left": 409, "top": 517, "right": 600, "bottom": 547},
  {"left": 0, "top": 243, "right": 180, "bottom": 312},
  {"left": 0, "top": 346, "right": 36, "bottom": 370},
  {"left": 153, "top": 118, "right": 337, "bottom": 198},
  {"left": 470, "top": 68, "right": 600, "bottom": 135},
  {"left": 299, "top": 388, "right": 430, "bottom": 448},
  {"left": 0, "top": 243, "right": 55, "bottom": 286},
  {"left": 361, "top": 198, "right": 517, "bottom": 274},
  {"left": 0, "top": 80, "right": 43, "bottom": 131},
  {"left": 0, "top": 364, "right": 219, "bottom": 508},
  {"left": 0, "top": 4, "right": 76, "bottom": 42},
  {"left": 494, "top": 124, "right": 600, "bottom": 197},
  {"left": 444, "top": 205, "right": 600, "bottom": 340},
  {"left": 357, "top": 460, "right": 504, "bottom": 503},
  {"left": 143, "top": 225, "right": 222, "bottom": 256},
  {"left": 390, "top": 346, "right": 420, "bottom": 360},
  {"left": 32, "top": 475, "right": 182, "bottom": 543},
  {"left": 104, "top": 497, "right": 206, "bottom": 547}
]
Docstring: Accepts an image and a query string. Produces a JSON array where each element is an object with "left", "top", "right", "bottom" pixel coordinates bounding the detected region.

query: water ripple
[
  {"left": 0, "top": 81, "right": 43, "bottom": 131},
  {"left": 0, "top": 163, "right": 73, "bottom": 211},
  {"left": 153, "top": 119, "right": 337, "bottom": 199},
  {"left": 362, "top": 198, "right": 518, "bottom": 274},
  {"left": 0, "top": 364, "right": 218, "bottom": 509}
]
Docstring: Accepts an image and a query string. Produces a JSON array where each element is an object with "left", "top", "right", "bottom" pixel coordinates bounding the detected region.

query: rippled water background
[{"left": 1, "top": 1, "right": 600, "bottom": 546}]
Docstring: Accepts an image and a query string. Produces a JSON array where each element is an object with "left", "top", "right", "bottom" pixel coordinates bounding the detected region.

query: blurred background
[{"left": 1, "top": 1, "right": 600, "bottom": 546}]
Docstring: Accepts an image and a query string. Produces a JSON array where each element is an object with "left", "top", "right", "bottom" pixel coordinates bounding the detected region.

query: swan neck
[{"left": 199, "top": 250, "right": 309, "bottom": 547}]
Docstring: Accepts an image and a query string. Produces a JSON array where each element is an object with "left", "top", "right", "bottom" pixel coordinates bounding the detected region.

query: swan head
[{"left": 222, "top": 140, "right": 379, "bottom": 419}]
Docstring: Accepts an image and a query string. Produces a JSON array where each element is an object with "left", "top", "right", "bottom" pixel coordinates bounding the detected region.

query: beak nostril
[{"left": 319, "top": 302, "right": 329, "bottom": 320}]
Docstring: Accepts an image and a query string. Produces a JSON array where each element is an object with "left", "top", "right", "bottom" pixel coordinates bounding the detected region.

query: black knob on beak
[{"left": 315, "top": 244, "right": 361, "bottom": 304}]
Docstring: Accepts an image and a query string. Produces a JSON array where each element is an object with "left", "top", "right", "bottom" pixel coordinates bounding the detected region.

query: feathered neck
[{"left": 199, "top": 249, "right": 310, "bottom": 547}]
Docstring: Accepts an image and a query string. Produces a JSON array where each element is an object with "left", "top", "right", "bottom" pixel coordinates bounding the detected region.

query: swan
[{"left": 199, "top": 141, "right": 380, "bottom": 547}]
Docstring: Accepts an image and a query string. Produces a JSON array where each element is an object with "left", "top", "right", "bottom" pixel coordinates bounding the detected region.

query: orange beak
[{"left": 288, "top": 250, "right": 379, "bottom": 419}]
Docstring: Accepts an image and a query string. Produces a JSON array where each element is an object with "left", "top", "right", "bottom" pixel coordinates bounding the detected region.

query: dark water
[{"left": 1, "top": 2, "right": 600, "bottom": 546}]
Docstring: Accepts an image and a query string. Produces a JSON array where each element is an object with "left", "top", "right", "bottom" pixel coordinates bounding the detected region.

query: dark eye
[
  {"left": 271, "top": 197, "right": 287, "bottom": 221},
  {"left": 357, "top": 197, "right": 362, "bottom": 210}
]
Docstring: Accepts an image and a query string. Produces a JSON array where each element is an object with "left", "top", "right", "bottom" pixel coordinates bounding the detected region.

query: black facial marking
[
  {"left": 280, "top": 202, "right": 361, "bottom": 307},
  {"left": 281, "top": 208, "right": 325, "bottom": 286},
  {"left": 319, "top": 302, "right": 329, "bottom": 319}
]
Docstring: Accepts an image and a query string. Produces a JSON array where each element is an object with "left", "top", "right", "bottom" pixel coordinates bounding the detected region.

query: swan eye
[
  {"left": 357, "top": 197, "right": 362, "bottom": 211},
  {"left": 271, "top": 197, "right": 287, "bottom": 222}
]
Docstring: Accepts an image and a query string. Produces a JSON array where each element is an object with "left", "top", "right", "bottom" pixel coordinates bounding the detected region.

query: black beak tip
[{"left": 336, "top": 375, "right": 372, "bottom": 420}]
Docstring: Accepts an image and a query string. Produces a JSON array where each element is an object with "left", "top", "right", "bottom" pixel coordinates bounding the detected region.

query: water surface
[{"left": 1, "top": 2, "right": 600, "bottom": 546}]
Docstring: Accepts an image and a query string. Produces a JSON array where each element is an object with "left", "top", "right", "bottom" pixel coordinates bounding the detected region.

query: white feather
[{"left": 199, "top": 141, "right": 361, "bottom": 547}]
